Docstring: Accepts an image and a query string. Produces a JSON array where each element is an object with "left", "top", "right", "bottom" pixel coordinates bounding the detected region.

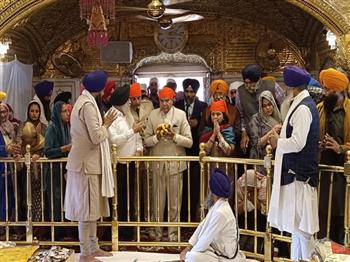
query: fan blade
[
  {"left": 135, "top": 15, "right": 157, "bottom": 22},
  {"left": 163, "top": 0, "right": 193, "bottom": 6},
  {"left": 164, "top": 8, "right": 190, "bottom": 15},
  {"left": 172, "top": 14, "right": 204, "bottom": 24},
  {"left": 117, "top": 6, "right": 148, "bottom": 12}
]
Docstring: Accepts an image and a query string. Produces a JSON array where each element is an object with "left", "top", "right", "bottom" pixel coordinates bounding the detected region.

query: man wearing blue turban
[
  {"left": 268, "top": 65, "right": 320, "bottom": 261},
  {"left": 180, "top": 168, "right": 246, "bottom": 261}
]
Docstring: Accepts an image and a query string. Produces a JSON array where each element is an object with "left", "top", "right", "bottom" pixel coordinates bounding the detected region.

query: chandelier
[{"left": 79, "top": 0, "right": 115, "bottom": 48}]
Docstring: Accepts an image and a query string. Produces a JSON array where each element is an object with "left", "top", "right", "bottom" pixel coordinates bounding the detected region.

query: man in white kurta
[
  {"left": 65, "top": 70, "right": 118, "bottom": 262},
  {"left": 268, "top": 66, "right": 320, "bottom": 261},
  {"left": 180, "top": 168, "right": 246, "bottom": 262}
]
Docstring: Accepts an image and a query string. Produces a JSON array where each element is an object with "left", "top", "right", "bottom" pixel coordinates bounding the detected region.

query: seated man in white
[{"left": 180, "top": 168, "right": 246, "bottom": 262}]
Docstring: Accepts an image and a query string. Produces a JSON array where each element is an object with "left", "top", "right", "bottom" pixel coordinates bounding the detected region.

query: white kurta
[
  {"left": 267, "top": 90, "right": 319, "bottom": 235},
  {"left": 185, "top": 198, "right": 246, "bottom": 262}
]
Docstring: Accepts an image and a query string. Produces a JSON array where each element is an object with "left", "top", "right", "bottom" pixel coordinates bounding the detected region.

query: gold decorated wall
[{"left": 0, "top": 0, "right": 350, "bottom": 77}]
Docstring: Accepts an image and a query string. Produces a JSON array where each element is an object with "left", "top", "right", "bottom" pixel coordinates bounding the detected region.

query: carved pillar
[{"left": 336, "top": 34, "right": 350, "bottom": 71}]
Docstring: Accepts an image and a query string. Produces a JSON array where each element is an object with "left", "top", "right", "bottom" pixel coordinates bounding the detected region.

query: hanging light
[
  {"left": 0, "top": 37, "right": 11, "bottom": 58},
  {"left": 326, "top": 30, "right": 337, "bottom": 50},
  {"left": 79, "top": 0, "right": 115, "bottom": 48}
]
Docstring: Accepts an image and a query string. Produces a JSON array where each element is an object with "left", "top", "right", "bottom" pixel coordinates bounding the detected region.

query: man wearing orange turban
[
  {"left": 209, "top": 80, "right": 229, "bottom": 98},
  {"left": 144, "top": 86, "right": 193, "bottom": 242},
  {"left": 102, "top": 80, "right": 116, "bottom": 110},
  {"left": 317, "top": 68, "right": 350, "bottom": 244}
]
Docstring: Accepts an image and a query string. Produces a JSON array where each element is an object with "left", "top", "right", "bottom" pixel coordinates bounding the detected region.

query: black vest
[{"left": 281, "top": 96, "right": 320, "bottom": 187}]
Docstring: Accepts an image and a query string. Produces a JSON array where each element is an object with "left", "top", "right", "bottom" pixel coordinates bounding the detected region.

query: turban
[
  {"left": 166, "top": 78, "right": 177, "bottom": 91},
  {"left": 209, "top": 168, "right": 231, "bottom": 198},
  {"left": 0, "top": 91, "right": 7, "bottom": 102},
  {"left": 262, "top": 76, "right": 276, "bottom": 82},
  {"left": 130, "top": 83, "right": 141, "bottom": 98},
  {"left": 150, "top": 77, "right": 158, "bottom": 85},
  {"left": 229, "top": 81, "right": 243, "bottom": 92},
  {"left": 308, "top": 78, "right": 320, "bottom": 88},
  {"left": 210, "top": 100, "right": 228, "bottom": 114},
  {"left": 319, "top": 68, "right": 349, "bottom": 92},
  {"left": 54, "top": 91, "right": 72, "bottom": 104},
  {"left": 140, "top": 84, "right": 147, "bottom": 91},
  {"left": 82, "top": 70, "right": 108, "bottom": 92},
  {"left": 110, "top": 84, "right": 130, "bottom": 106},
  {"left": 34, "top": 80, "right": 54, "bottom": 97},
  {"left": 283, "top": 65, "right": 310, "bottom": 88},
  {"left": 209, "top": 80, "right": 229, "bottom": 95},
  {"left": 242, "top": 64, "right": 262, "bottom": 82},
  {"left": 183, "top": 78, "right": 200, "bottom": 93},
  {"left": 159, "top": 87, "right": 176, "bottom": 99},
  {"left": 102, "top": 80, "right": 116, "bottom": 100}
]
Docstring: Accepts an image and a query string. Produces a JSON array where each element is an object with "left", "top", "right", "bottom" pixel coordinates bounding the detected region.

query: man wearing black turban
[
  {"left": 236, "top": 64, "right": 285, "bottom": 153},
  {"left": 175, "top": 78, "right": 207, "bottom": 222}
]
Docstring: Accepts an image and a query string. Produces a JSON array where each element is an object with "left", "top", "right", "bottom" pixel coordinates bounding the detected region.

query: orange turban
[
  {"left": 262, "top": 76, "right": 276, "bottom": 82},
  {"left": 102, "top": 80, "right": 116, "bottom": 99},
  {"left": 209, "top": 80, "right": 229, "bottom": 95},
  {"left": 320, "top": 68, "right": 349, "bottom": 92},
  {"left": 130, "top": 83, "right": 141, "bottom": 98},
  {"left": 210, "top": 100, "right": 228, "bottom": 114},
  {"left": 159, "top": 87, "right": 176, "bottom": 99}
]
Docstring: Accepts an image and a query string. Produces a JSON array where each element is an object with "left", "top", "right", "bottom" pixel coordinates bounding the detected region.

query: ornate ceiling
[{"left": 0, "top": 0, "right": 350, "bottom": 76}]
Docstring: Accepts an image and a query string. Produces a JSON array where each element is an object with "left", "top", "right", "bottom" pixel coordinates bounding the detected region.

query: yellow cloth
[
  {"left": 209, "top": 80, "right": 229, "bottom": 95},
  {"left": 0, "top": 245, "right": 39, "bottom": 262},
  {"left": 317, "top": 97, "right": 350, "bottom": 151},
  {"left": 319, "top": 68, "right": 349, "bottom": 92}
]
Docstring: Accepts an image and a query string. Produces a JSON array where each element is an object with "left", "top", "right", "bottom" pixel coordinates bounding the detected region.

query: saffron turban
[
  {"left": 159, "top": 87, "right": 176, "bottom": 99},
  {"left": 209, "top": 80, "right": 229, "bottom": 95},
  {"left": 82, "top": 70, "right": 108, "bottom": 92},
  {"left": 229, "top": 81, "right": 243, "bottom": 92},
  {"left": 34, "top": 80, "right": 54, "bottom": 97},
  {"left": 102, "top": 80, "right": 116, "bottom": 100},
  {"left": 209, "top": 168, "right": 231, "bottom": 198},
  {"left": 110, "top": 84, "right": 130, "bottom": 106},
  {"left": 183, "top": 78, "right": 200, "bottom": 93},
  {"left": 210, "top": 100, "right": 228, "bottom": 114},
  {"left": 242, "top": 64, "right": 262, "bottom": 82},
  {"left": 319, "top": 68, "right": 349, "bottom": 92},
  {"left": 262, "top": 76, "right": 276, "bottom": 82},
  {"left": 130, "top": 83, "right": 141, "bottom": 98},
  {"left": 283, "top": 65, "right": 310, "bottom": 88}
]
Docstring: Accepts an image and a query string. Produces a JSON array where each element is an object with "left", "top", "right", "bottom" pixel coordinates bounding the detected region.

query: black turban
[
  {"left": 54, "top": 92, "right": 72, "bottom": 104},
  {"left": 242, "top": 64, "right": 262, "bottom": 82},
  {"left": 110, "top": 84, "right": 130, "bottom": 106},
  {"left": 182, "top": 78, "right": 200, "bottom": 93}
]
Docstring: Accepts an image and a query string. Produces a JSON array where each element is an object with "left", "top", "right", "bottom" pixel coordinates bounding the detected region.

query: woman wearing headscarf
[
  {"left": 19, "top": 101, "right": 46, "bottom": 225},
  {"left": 248, "top": 90, "right": 282, "bottom": 162},
  {"left": 44, "top": 101, "right": 71, "bottom": 227}
]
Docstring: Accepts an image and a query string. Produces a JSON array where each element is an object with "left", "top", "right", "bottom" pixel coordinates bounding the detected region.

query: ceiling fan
[{"left": 132, "top": 0, "right": 203, "bottom": 29}]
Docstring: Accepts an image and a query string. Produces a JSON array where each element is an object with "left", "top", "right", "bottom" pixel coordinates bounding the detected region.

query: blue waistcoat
[{"left": 281, "top": 96, "right": 320, "bottom": 187}]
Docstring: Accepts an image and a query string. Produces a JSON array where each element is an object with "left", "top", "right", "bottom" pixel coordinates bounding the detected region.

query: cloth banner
[{"left": 0, "top": 58, "right": 33, "bottom": 121}]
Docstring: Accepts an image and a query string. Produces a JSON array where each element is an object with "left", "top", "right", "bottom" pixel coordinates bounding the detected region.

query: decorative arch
[{"left": 1, "top": 0, "right": 350, "bottom": 37}]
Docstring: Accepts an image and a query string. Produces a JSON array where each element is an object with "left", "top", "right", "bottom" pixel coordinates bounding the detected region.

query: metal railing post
[
  {"left": 264, "top": 145, "right": 273, "bottom": 261},
  {"left": 25, "top": 144, "right": 33, "bottom": 243},
  {"left": 111, "top": 144, "right": 119, "bottom": 251},
  {"left": 199, "top": 143, "right": 206, "bottom": 220},
  {"left": 343, "top": 150, "right": 350, "bottom": 247}
]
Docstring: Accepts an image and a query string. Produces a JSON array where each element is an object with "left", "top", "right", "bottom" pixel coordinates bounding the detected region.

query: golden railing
[{"left": 0, "top": 144, "right": 349, "bottom": 261}]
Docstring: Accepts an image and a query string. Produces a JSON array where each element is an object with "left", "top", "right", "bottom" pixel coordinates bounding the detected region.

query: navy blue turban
[
  {"left": 283, "top": 65, "right": 310, "bottom": 88},
  {"left": 82, "top": 70, "right": 108, "bottom": 92},
  {"left": 242, "top": 64, "right": 262, "bottom": 82},
  {"left": 209, "top": 168, "right": 232, "bottom": 198}
]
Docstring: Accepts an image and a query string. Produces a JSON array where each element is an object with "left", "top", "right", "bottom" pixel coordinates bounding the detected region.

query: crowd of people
[{"left": 0, "top": 63, "right": 349, "bottom": 261}]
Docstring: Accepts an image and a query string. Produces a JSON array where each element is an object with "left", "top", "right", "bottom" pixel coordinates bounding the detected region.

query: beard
[{"left": 323, "top": 93, "right": 338, "bottom": 114}]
